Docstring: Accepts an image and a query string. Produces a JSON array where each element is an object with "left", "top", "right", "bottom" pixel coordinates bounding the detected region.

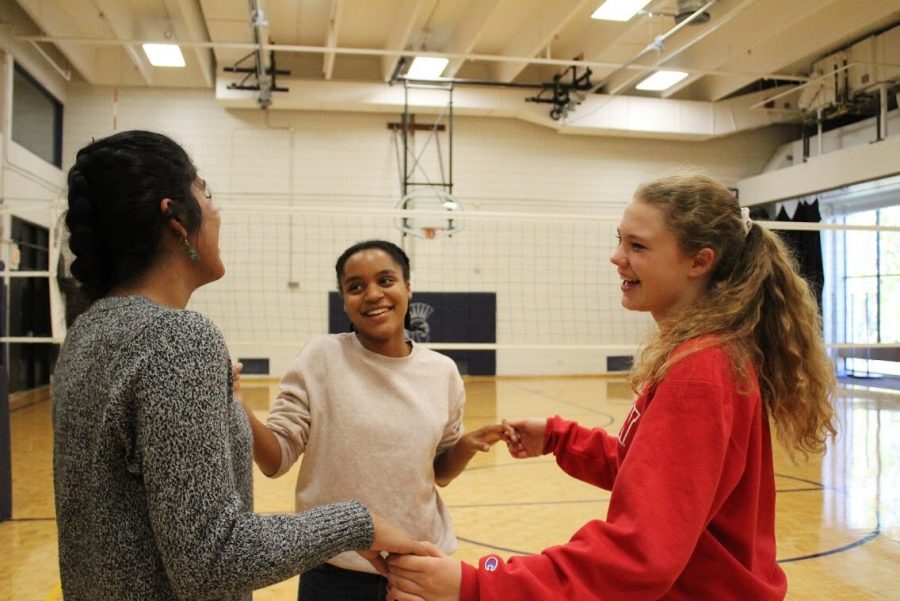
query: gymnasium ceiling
[{"left": 8, "top": 0, "right": 900, "bottom": 139}]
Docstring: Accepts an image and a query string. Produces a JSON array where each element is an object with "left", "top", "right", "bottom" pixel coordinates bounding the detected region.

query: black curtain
[{"left": 776, "top": 200, "right": 824, "bottom": 313}]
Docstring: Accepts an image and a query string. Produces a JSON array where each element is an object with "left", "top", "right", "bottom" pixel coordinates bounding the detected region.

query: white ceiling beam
[
  {"left": 92, "top": 0, "right": 152, "bottom": 84},
  {"left": 381, "top": 0, "right": 435, "bottom": 82},
  {"left": 323, "top": 0, "right": 344, "bottom": 80},
  {"left": 697, "top": 0, "right": 900, "bottom": 101},
  {"left": 15, "top": 0, "right": 100, "bottom": 82},
  {"left": 197, "top": 0, "right": 253, "bottom": 65},
  {"left": 661, "top": 0, "right": 841, "bottom": 98},
  {"left": 660, "top": 0, "right": 832, "bottom": 98},
  {"left": 215, "top": 72, "right": 796, "bottom": 140},
  {"left": 163, "top": 0, "right": 215, "bottom": 88},
  {"left": 596, "top": 0, "right": 759, "bottom": 97},
  {"left": 10, "top": 34, "right": 812, "bottom": 86},
  {"left": 581, "top": 0, "right": 674, "bottom": 83},
  {"left": 442, "top": 0, "right": 504, "bottom": 78},
  {"left": 493, "top": 0, "right": 595, "bottom": 83}
]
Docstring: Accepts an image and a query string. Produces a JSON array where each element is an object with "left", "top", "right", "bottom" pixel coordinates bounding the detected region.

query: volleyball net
[{"left": 2, "top": 200, "right": 899, "bottom": 377}]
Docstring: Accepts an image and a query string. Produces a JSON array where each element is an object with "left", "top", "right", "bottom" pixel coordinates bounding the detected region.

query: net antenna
[{"left": 389, "top": 79, "right": 460, "bottom": 245}]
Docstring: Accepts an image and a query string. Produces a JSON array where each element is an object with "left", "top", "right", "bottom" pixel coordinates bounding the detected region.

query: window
[
  {"left": 12, "top": 63, "right": 63, "bottom": 167},
  {"left": 825, "top": 202, "right": 900, "bottom": 377}
]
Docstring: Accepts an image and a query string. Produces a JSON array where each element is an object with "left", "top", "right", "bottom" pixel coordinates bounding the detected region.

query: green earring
[{"left": 183, "top": 238, "right": 200, "bottom": 262}]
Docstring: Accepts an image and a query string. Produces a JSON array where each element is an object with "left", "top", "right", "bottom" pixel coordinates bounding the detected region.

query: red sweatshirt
[{"left": 460, "top": 342, "right": 786, "bottom": 600}]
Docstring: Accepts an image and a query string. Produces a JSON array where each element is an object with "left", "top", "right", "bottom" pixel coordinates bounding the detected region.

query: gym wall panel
[{"left": 60, "top": 85, "right": 794, "bottom": 375}]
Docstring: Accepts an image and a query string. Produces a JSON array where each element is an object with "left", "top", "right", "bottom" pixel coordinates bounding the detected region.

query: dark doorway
[{"left": 7, "top": 217, "right": 58, "bottom": 394}]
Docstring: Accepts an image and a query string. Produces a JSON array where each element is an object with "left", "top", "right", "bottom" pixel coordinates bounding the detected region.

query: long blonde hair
[{"left": 629, "top": 173, "right": 836, "bottom": 459}]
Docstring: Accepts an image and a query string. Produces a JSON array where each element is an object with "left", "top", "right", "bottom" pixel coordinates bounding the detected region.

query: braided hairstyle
[{"left": 65, "top": 131, "right": 201, "bottom": 301}]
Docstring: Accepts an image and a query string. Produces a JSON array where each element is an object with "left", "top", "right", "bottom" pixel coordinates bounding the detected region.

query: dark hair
[
  {"left": 65, "top": 130, "right": 201, "bottom": 301},
  {"left": 334, "top": 239, "right": 411, "bottom": 289}
]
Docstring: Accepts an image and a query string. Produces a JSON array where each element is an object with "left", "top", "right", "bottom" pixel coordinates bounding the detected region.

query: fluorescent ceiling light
[
  {"left": 406, "top": 57, "right": 448, "bottom": 80},
  {"left": 636, "top": 70, "right": 689, "bottom": 91},
  {"left": 142, "top": 43, "right": 186, "bottom": 68},
  {"left": 591, "top": 0, "right": 652, "bottom": 21}
]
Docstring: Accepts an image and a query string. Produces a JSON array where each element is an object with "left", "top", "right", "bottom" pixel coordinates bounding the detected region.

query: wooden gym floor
[{"left": 1, "top": 376, "right": 898, "bottom": 600}]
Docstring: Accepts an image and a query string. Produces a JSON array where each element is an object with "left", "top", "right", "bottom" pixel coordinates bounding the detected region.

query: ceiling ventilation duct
[{"left": 675, "top": 0, "right": 711, "bottom": 24}]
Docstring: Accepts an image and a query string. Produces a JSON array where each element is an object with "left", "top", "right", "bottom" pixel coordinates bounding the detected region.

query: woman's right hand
[
  {"left": 386, "top": 542, "right": 461, "bottom": 601},
  {"left": 502, "top": 417, "right": 548, "bottom": 458},
  {"left": 231, "top": 361, "right": 243, "bottom": 395},
  {"left": 359, "top": 512, "right": 428, "bottom": 576}
]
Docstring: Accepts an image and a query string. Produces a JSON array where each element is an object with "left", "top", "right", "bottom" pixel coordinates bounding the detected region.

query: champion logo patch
[{"left": 483, "top": 556, "right": 500, "bottom": 571}]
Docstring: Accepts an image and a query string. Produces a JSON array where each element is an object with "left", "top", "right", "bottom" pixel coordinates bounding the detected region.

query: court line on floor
[
  {"left": 455, "top": 469, "right": 880, "bottom": 564},
  {"left": 503, "top": 382, "right": 618, "bottom": 427},
  {"left": 449, "top": 498, "right": 610, "bottom": 509},
  {"left": 456, "top": 536, "right": 534, "bottom": 556},
  {"left": 772, "top": 472, "right": 882, "bottom": 563},
  {"left": 778, "top": 519, "right": 881, "bottom": 563}
]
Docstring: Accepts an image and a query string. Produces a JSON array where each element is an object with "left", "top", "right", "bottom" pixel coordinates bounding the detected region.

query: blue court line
[{"left": 778, "top": 523, "right": 881, "bottom": 563}]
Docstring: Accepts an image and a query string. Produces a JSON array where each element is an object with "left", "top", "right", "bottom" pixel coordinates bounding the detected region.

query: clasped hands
[{"left": 371, "top": 418, "right": 548, "bottom": 601}]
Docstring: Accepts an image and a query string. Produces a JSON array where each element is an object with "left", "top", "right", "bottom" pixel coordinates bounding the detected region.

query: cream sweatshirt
[{"left": 266, "top": 332, "right": 465, "bottom": 572}]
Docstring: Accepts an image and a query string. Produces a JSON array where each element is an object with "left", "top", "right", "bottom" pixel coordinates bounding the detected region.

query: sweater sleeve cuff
[
  {"left": 304, "top": 499, "right": 374, "bottom": 553},
  {"left": 460, "top": 561, "right": 480, "bottom": 600},
  {"left": 542, "top": 415, "right": 568, "bottom": 455}
]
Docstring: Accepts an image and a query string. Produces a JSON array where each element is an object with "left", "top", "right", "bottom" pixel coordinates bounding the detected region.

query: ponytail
[{"left": 630, "top": 174, "right": 836, "bottom": 458}]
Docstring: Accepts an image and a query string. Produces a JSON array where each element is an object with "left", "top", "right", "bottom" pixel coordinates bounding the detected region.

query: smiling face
[
  {"left": 339, "top": 248, "right": 412, "bottom": 357},
  {"left": 610, "top": 197, "right": 713, "bottom": 324}
]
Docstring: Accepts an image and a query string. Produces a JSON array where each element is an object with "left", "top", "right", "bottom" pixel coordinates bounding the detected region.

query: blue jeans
[{"left": 299, "top": 563, "right": 388, "bottom": 601}]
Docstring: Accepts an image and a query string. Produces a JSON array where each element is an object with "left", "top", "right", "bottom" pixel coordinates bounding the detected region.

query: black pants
[{"left": 299, "top": 563, "right": 389, "bottom": 601}]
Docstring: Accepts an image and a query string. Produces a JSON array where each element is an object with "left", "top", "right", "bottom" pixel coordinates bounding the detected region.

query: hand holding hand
[
  {"left": 462, "top": 422, "right": 518, "bottom": 453},
  {"left": 360, "top": 513, "right": 429, "bottom": 576},
  {"left": 386, "top": 542, "right": 461, "bottom": 601},
  {"left": 502, "top": 417, "right": 548, "bottom": 458}
]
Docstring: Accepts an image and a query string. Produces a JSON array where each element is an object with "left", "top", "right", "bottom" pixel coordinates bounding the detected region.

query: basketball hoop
[{"left": 394, "top": 188, "right": 463, "bottom": 240}]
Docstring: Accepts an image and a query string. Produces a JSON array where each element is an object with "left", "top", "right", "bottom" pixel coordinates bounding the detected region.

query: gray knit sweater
[{"left": 52, "top": 295, "right": 374, "bottom": 600}]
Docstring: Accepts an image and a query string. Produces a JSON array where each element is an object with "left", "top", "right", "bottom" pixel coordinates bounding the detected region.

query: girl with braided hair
[
  {"left": 386, "top": 173, "right": 837, "bottom": 601},
  {"left": 53, "top": 130, "right": 424, "bottom": 601}
]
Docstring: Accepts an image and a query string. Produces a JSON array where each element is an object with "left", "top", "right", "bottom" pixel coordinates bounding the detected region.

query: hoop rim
[{"left": 394, "top": 189, "right": 463, "bottom": 239}]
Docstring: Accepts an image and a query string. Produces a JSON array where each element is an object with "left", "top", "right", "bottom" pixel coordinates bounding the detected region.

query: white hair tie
[{"left": 740, "top": 207, "right": 752, "bottom": 237}]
